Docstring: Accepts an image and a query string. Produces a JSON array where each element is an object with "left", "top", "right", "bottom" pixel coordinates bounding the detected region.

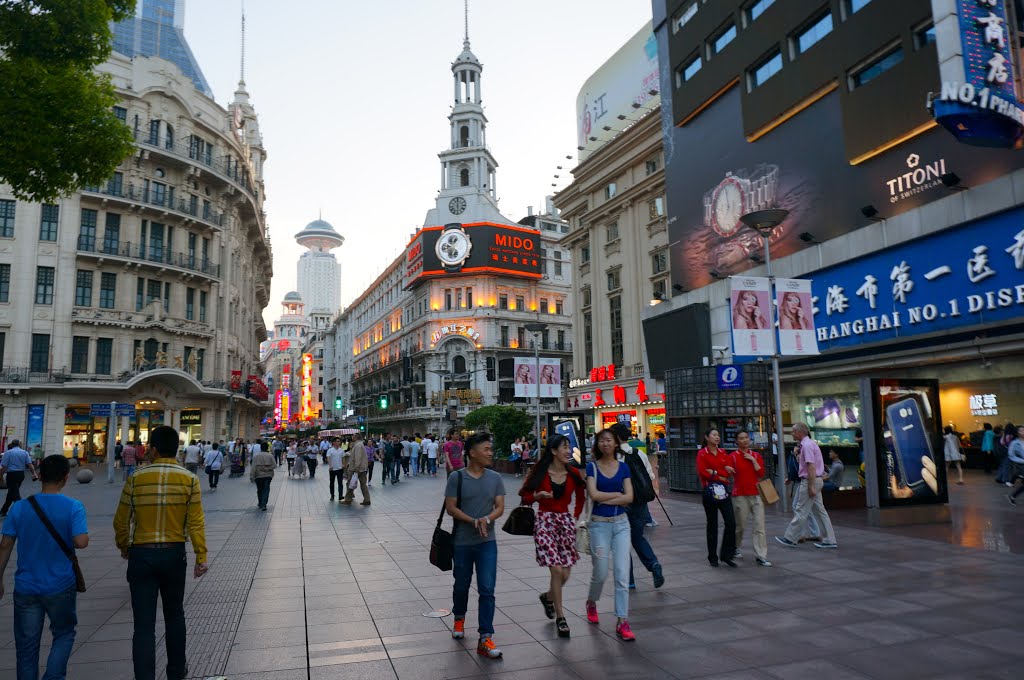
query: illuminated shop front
[{"left": 568, "top": 364, "right": 666, "bottom": 440}]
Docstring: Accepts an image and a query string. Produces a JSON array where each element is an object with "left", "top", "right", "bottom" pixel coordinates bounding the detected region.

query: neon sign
[
  {"left": 299, "top": 353, "right": 314, "bottom": 420},
  {"left": 431, "top": 323, "right": 481, "bottom": 345}
]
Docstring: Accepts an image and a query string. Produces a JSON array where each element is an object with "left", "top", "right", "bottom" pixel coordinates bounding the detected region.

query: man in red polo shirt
[{"left": 731, "top": 431, "right": 771, "bottom": 566}]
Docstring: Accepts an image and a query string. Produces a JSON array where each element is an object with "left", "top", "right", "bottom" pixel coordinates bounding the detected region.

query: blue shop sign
[{"left": 809, "top": 206, "right": 1024, "bottom": 351}]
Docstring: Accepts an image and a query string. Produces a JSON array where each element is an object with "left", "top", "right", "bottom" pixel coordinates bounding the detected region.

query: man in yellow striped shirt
[{"left": 113, "top": 425, "right": 207, "bottom": 680}]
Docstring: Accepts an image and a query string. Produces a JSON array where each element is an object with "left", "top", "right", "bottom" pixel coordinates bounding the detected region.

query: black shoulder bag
[
  {"left": 27, "top": 496, "right": 87, "bottom": 592},
  {"left": 429, "top": 470, "right": 463, "bottom": 571}
]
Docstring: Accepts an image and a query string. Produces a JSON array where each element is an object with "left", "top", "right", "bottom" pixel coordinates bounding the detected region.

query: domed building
[{"left": 295, "top": 217, "right": 343, "bottom": 317}]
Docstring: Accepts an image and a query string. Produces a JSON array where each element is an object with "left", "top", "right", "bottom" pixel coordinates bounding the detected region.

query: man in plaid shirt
[{"left": 114, "top": 426, "right": 207, "bottom": 680}]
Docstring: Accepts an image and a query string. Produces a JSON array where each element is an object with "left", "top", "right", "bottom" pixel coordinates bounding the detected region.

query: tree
[
  {"left": 0, "top": 1, "right": 136, "bottom": 201},
  {"left": 464, "top": 405, "right": 532, "bottom": 458}
]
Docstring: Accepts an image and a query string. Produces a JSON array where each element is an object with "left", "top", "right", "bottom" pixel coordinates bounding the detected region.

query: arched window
[
  {"left": 460, "top": 168, "right": 470, "bottom": 187},
  {"left": 460, "top": 125, "right": 470, "bottom": 147},
  {"left": 165, "top": 124, "right": 174, "bottom": 150},
  {"left": 452, "top": 355, "right": 467, "bottom": 374}
]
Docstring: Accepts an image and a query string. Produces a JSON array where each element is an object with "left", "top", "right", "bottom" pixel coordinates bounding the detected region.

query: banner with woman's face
[
  {"left": 730, "top": 276, "right": 774, "bottom": 356},
  {"left": 776, "top": 278, "right": 819, "bottom": 356}
]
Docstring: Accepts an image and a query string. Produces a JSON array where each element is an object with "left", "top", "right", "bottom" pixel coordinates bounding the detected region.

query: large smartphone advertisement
[
  {"left": 547, "top": 412, "right": 586, "bottom": 467},
  {"left": 870, "top": 379, "right": 948, "bottom": 507}
]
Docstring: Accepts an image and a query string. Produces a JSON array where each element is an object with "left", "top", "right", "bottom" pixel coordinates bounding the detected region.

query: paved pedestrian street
[{"left": 1, "top": 468, "right": 1022, "bottom": 680}]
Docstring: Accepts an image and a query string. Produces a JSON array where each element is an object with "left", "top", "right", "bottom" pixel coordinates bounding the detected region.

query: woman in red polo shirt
[
  {"left": 696, "top": 428, "right": 737, "bottom": 568},
  {"left": 730, "top": 431, "right": 771, "bottom": 567},
  {"left": 519, "top": 433, "right": 586, "bottom": 638}
]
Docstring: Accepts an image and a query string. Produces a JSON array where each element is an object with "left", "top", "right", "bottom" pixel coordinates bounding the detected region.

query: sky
[{"left": 180, "top": 0, "right": 654, "bottom": 327}]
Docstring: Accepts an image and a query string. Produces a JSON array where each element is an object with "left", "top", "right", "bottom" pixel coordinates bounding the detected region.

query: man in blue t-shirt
[{"left": 0, "top": 455, "right": 89, "bottom": 679}]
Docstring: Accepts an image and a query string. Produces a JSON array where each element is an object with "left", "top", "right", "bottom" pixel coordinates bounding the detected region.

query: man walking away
[
  {"left": 251, "top": 442, "right": 276, "bottom": 511},
  {"left": 424, "top": 435, "right": 439, "bottom": 476},
  {"left": 342, "top": 433, "right": 371, "bottom": 505},
  {"left": 609, "top": 423, "right": 664, "bottom": 589},
  {"left": 203, "top": 443, "right": 224, "bottom": 491},
  {"left": 0, "top": 455, "right": 88, "bottom": 680},
  {"left": 273, "top": 438, "right": 284, "bottom": 466},
  {"left": 183, "top": 440, "right": 202, "bottom": 475},
  {"left": 122, "top": 440, "right": 139, "bottom": 480},
  {"left": 327, "top": 438, "right": 347, "bottom": 501},
  {"left": 406, "top": 435, "right": 421, "bottom": 476},
  {"left": 305, "top": 443, "right": 319, "bottom": 479},
  {"left": 114, "top": 426, "right": 208, "bottom": 680},
  {"left": 1, "top": 441, "right": 37, "bottom": 517},
  {"left": 776, "top": 423, "right": 838, "bottom": 549},
  {"left": 382, "top": 434, "right": 397, "bottom": 485},
  {"left": 446, "top": 432, "right": 505, "bottom": 660}
]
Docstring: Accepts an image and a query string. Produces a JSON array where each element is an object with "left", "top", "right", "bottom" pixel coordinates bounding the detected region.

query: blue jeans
[
  {"left": 410, "top": 455, "right": 419, "bottom": 475},
  {"left": 587, "top": 515, "right": 631, "bottom": 618},
  {"left": 427, "top": 459, "right": 437, "bottom": 475},
  {"left": 452, "top": 540, "right": 497, "bottom": 637},
  {"left": 14, "top": 587, "right": 78, "bottom": 680}
]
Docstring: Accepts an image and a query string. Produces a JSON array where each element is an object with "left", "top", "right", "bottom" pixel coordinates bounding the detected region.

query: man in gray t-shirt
[{"left": 444, "top": 432, "right": 505, "bottom": 660}]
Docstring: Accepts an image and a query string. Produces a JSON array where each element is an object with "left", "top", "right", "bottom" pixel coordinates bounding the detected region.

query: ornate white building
[
  {"left": 295, "top": 218, "right": 343, "bottom": 316},
  {"left": 0, "top": 46, "right": 272, "bottom": 454}
]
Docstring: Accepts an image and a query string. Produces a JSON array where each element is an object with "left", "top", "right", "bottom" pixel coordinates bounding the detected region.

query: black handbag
[
  {"left": 501, "top": 504, "right": 536, "bottom": 536},
  {"left": 429, "top": 470, "right": 462, "bottom": 571}
]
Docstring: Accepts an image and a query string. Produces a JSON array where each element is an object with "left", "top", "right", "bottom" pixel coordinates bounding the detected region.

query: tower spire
[
  {"left": 464, "top": 0, "right": 470, "bottom": 49},
  {"left": 239, "top": 1, "right": 246, "bottom": 86}
]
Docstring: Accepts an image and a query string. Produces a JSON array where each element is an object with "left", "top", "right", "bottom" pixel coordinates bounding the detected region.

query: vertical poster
[
  {"left": 513, "top": 357, "right": 536, "bottom": 398},
  {"left": 776, "top": 278, "right": 819, "bottom": 356},
  {"left": 729, "top": 276, "right": 774, "bottom": 356},
  {"left": 537, "top": 358, "right": 562, "bottom": 398},
  {"left": 547, "top": 412, "right": 585, "bottom": 466},
  {"left": 26, "top": 405, "right": 45, "bottom": 450}
]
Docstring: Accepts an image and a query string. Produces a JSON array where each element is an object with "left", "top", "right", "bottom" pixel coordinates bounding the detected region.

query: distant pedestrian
[
  {"left": 981, "top": 422, "right": 996, "bottom": 474},
  {"left": 424, "top": 435, "right": 439, "bottom": 476},
  {"left": 122, "top": 440, "right": 139, "bottom": 480},
  {"left": 32, "top": 442, "right": 46, "bottom": 465},
  {"left": 1, "top": 441, "right": 37, "bottom": 517},
  {"left": 943, "top": 426, "right": 965, "bottom": 485},
  {"left": 519, "top": 434, "right": 585, "bottom": 638},
  {"left": 304, "top": 442, "right": 319, "bottom": 479},
  {"left": 443, "top": 432, "right": 465, "bottom": 478},
  {"left": 1006, "top": 426, "right": 1024, "bottom": 505},
  {"left": 342, "top": 433, "right": 370, "bottom": 505},
  {"left": 250, "top": 442, "right": 276, "bottom": 511},
  {"left": 203, "top": 443, "right": 224, "bottom": 491},
  {"left": 775, "top": 422, "right": 838, "bottom": 550},
  {"left": 447, "top": 432, "right": 505, "bottom": 659},
  {"left": 286, "top": 441, "right": 297, "bottom": 475},
  {"left": 382, "top": 434, "right": 399, "bottom": 484},
  {"left": 406, "top": 436, "right": 421, "bottom": 476},
  {"left": 731, "top": 431, "right": 771, "bottom": 566},
  {"left": 697, "top": 428, "right": 737, "bottom": 568},
  {"left": 0, "top": 455, "right": 88, "bottom": 680},
  {"left": 584, "top": 428, "right": 635, "bottom": 640},
  {"left": 327, "top": 438, "right": 347, "bottom": 501},
  {"left": 183, "top": 440, "right": 202, "bottom": 475},
  {"left": 365, "top": 437, "right": 377, "bottom": 485},
  {"left": 114, "top": 426, "right": 208, "bottom": 680}
]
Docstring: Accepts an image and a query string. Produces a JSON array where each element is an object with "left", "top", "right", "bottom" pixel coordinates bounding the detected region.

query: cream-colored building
[
  {"left": 0, "top": 53, "right": 272, "bottom": 455},
  {"left": 554, "top": 108, "right": 670, "bottom": 438}
]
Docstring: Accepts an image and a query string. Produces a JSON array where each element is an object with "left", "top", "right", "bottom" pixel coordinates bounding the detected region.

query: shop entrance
[{"left": 63, "top": 399, "right": 166, "bottom": 461}]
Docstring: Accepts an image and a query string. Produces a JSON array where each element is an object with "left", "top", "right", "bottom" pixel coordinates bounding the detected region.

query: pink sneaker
[
  {"left": 616, "top": 620, "right": 635, "bottom": 641},
  {"left": 585, "top": 600, "right": 599, "bottom": 624}
]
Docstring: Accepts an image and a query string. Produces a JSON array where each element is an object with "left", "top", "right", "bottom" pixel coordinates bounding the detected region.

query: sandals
[
  {"left": 556, "top": 617, "right": 570, "bottom": 638},
  {"left": 539, "top": 592, "right": 555, "bottom": 619}
]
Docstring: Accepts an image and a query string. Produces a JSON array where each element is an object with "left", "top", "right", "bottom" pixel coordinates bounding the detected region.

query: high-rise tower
[{"left": 295, "top": 218, "right": 344, "bottom": 317}]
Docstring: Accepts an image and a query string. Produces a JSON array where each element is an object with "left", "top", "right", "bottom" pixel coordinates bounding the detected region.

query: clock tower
[{"left": 424, "top": 4, "right": 516, "bottom": 228}]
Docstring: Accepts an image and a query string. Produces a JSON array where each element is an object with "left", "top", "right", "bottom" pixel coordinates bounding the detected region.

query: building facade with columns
[
  {"left": 325, "top": 29, "right": 573, "bottom": 439},
  {"left": 0, "top": 50, "right": 272, "bottom": 456}
]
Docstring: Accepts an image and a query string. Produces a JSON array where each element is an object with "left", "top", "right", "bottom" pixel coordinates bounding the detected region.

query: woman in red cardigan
[
  {"left": 519, "top": 433, "right": 586, "bottom": 638},
  {"left": 696, "top": 428, "right": 737, "bottom": 568}
]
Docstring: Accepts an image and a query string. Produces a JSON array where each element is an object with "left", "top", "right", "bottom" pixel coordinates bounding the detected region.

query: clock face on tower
[
  {"left": 436, "top": 226, "right": 472, "bottom": 268},
  {"left": 448, "top": 197, "right": 467, "bottom": 215}
]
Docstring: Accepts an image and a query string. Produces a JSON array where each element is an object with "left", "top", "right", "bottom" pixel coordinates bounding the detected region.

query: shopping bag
[{"left": 758, "top": 478, "right": 780, "bottom": 505}]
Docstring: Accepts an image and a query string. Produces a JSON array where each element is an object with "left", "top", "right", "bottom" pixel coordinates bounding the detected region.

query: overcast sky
[{"left": 181, "top": 0, "right": 653, "bottom": 326}]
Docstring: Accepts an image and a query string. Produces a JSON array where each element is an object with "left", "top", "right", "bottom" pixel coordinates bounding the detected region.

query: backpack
[{"left": 623, "top": 449, "right": 655, "bottom": 504}]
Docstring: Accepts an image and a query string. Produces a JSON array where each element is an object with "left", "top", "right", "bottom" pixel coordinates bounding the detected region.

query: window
[
  {"left": 583, "top": 311, "right": 593, "bottom": 368},
  {"left": 165, "top": 124, "right": 174, "bottom": 149},
  {"left": 607, "top": 269, "right": 621, "bottom": 291},
  {"left": 850, "top": 45, "right": 904, "bottom": 89},
  {"left": 103, "top": 213, "right": 121, "bottom": 254},
  {"left": 71, "top": 337, "right": 90, "bottom": 374},
  {"left": 517, "top": 327, "right": 526, "bottom": 349},
  {"left": 460, "top": 168, "right": 470, "bottom": 186},
  {"left": 540, "top": 297, "right": 548, "bottom": 313},
  {"left": 186, "top": 287, "right": 195, "bottom": 320},
  {"left": 35, "top": 266, "right": 54, "bottom": 304},
  {"left": 107, "top": 172, "right": 124, "bottom": 196},
  {"left": 147, "top": 279, "right": 161, "bottom": 304},
  {"left": 112, "top": 106, "right": 127, "bottom": 123},
  {"left": 148, "top": 119, "right": 160, "bottom": 145},
  {"left": 30, "top": 334, "right": 50, "bottom": 373},
  {"left": 499, "top": 294, "right": 508, "bottom": 310},
  {"left": 554, "top": 261, "right": 563, "bottom": 276},
  {"left": 150, "top": 181, "right": 167, "bottom": 207},
  {"left": 148, "top": 222, "right": 164, "bottom": 261},
  {"left": 645, "top": 158, "right": 659, "bottom": 175},
  {"left": 466, "top": 288, "right": 473, "bottom": 308},
  {"left": 648, "top": 196, "right": 665, "bottom": 220},
  {"left": 78, "top": 209, "right": 97, "bottom": 251},
  {"left": 39, "top": 204, "right": 59, "bottom": 241},
  {"left": 0, "top": 264, "right": 8, "bottom": 302},
  {"left": 712, "top": 22, "right": 737, "bottom": 55},
  {"left": 557, "top": 330, "right": 565, "bottom": 349},
  {"left": 515, "top": 295, "right": 524, "bottom": 311},
  {"left": 136, "top": 278, "right": 144, "bottom": 311},
  {"left": 914, "top": 22, "right": 936, "bottom": 49},
  {"left": 500, "top": 326, "right": 509, "bottom": 347},
  {"left": 99, "top": 273, "right": 116, "bottom": 309},
  {"left": 199, "top": 290, "right": 207, "bottom": 322},
  {"left": 652, "top": 250, "right": 668, "bottom": 274},
  {"left": 0, "top": 332, "right": 5, "bottom": 366},
  {"left": 75, "top": 270, "right": 93, "bottom": 306},
  {"left": 677, "top": 54, "right": 702, "bottom": 86},
  {"left": 445, "top": 288, "right": 453, "bottom": 310},
  {"left": 846, "top": 0, "right": 871, "bottom": 15},
  {"left": 606, "top": 222, "right": 619, "bottom": 242},
  {"left": 794, "top": 11, "right": 833, "bottom": 55},
  {"left": 747, "top": 0, "right": 776, "bottom": 23},
  {"left": 163, "top": 282, "right": 171, "bottom": 313},
  {"left": 95, "top": 338, "right": 112, "bottom": 375},
  {"left": 672, "top": 1, "right": 699, "bottom": 32},
  {"left": 556, "top": 299, "right": 564, "bottom": 315},
  {"left": 653, "top": 279, "right": 667, "bottom": 299},
  {"left": 751, "top": 50, "right": 783, "bottom": 88},
  {"left": 0, "top": 199, "right": 14, "bottom": 237},
  {"left": 609, "top": 295, "right": 623, "bottom": 366},
  {"left": 196, "top": 348, "right": 205, "bottom": 380},
  {"left": 605, "top": 183, "right": 617, "bottom": 200},
  {"left": 580, "top": 243, "right": 591, "bottom": 264},
  {"left": 189, "top": 135, "right": 212, "bottom": 165},
  {"left": 582, "top": 287, "right": 592, "bottom": 308}
]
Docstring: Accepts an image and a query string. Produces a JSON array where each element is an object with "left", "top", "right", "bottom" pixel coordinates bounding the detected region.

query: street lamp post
[
  {"left": 739, "top": 208, "right": 790, "bottom": 512},
  {"left": 525, "top": 322, "right": 548, "bottom": 445}
]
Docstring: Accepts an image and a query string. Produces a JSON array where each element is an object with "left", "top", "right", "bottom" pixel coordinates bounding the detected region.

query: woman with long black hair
[
  {"left": 696, "top": 428, "right": 737, "bottom": 567},
  {"left": 519, "top": 433, "right": 586, "bottom": 637}
]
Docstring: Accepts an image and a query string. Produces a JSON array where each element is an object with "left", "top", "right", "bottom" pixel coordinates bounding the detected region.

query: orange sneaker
[
  {"left": 452, "top": 618, "right": 465, "bottom": 640},
  {"left": 477, "top": 636, "right": 502, "bottom": 659}
]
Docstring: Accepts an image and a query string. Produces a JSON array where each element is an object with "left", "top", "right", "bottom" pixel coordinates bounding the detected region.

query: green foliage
[
  {"left": 464, "top": 405, "right": 532, "bottom": 458},
  {"left": 0, "top": 1, "right": 137, "bottom": 201}
]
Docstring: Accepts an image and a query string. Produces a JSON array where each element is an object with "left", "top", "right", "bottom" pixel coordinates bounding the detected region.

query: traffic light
[
  {"left": 486, "top": 357, "right": 495, "bottom": 381},
  {"left": 379, "top": 394, "right": 388, "bottom": 409},
  {"left": 359, "top": 424, "right": 366, "bottom": 431},
  {"left": 334, "top": 396, "right": 342, "bottom": 410}
]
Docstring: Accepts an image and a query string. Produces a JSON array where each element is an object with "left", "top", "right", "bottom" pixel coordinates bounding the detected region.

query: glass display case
[{"left": 800, "top": 393, "right": 861, "bottom": 446}]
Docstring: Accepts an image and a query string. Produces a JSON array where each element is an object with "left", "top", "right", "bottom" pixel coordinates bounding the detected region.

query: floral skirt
[{"left": 534, "top": 511, "right": 579, "bottom": 568}]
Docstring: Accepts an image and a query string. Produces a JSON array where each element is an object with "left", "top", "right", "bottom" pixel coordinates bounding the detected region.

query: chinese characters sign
[
  {"left": 431, "top": 323, "right": 481, "bottom": 345},
  {"left": 969, "top": 393, "right": 998, "bottom": 416},
  {"left": 960, "top": 0, "right": 1017, "bottom": 99},
  {"left": 299, "top": 353, "right": 314, "bottom": 421},
  {"left": 809, "top": 205, "right": 1024, "bottom": 350}
]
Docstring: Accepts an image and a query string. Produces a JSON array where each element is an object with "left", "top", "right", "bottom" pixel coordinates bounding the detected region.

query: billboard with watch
[{"left": 404, "top": 222, "right": 542, "bottom": 289}]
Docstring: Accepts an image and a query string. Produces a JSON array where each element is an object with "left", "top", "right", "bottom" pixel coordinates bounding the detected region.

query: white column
[{"left": 453, "top": 74, "right": 460, "bottom": 103}]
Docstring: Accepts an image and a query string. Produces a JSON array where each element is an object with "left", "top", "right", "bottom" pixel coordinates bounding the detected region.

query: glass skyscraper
[{"left": 111, "top": 0, "right": 213, "bottom": 97}]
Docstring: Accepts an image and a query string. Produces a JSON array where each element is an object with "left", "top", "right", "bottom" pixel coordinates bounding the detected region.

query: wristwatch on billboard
[
  {"left": 435, "top": 222, "right": 473, "bottom": 272},
  {"left": 702, "top": 164, "right": 780, "bottom": 238}
]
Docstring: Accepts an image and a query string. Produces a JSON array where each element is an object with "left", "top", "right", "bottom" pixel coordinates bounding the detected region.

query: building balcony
[
  {"left": 76, "top": 237, "right": 221, "bottom": 279},
  {"left": 80, "top": 183, "right": 225, "bottom": 232},
  {"left": 0, "top": 366, "right": 69, "bottom": 384},
  {"left": 70, "top": 307, "right": 215, "bottom": 338}
]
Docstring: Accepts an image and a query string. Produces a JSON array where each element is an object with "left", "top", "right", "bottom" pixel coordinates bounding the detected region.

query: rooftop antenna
[{"left": 239, "top": 1, "right": 246, "bottom": 85}]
